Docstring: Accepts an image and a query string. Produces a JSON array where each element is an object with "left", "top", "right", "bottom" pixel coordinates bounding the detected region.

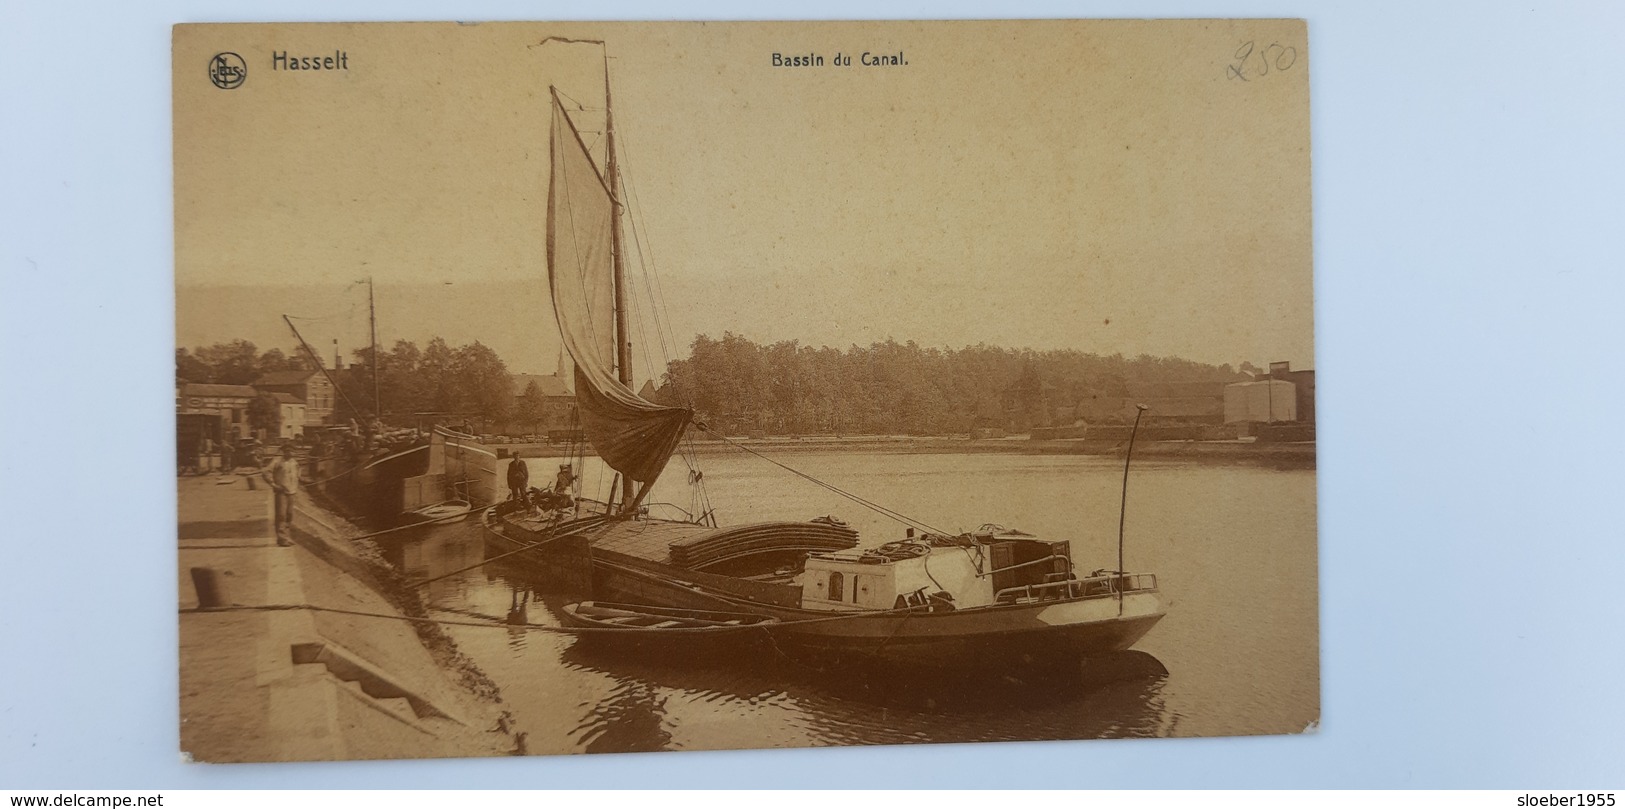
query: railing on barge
[{"left": 994, "top": 573, "right": 1158, "bottom": 605}]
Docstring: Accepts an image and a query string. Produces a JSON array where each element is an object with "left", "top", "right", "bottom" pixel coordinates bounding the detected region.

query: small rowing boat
[
  {"left": 405, "top": 498, "right": 474, "bottom": 525},
  {"left": 559, "top": 601, "right": 777, "bottom": 655}
]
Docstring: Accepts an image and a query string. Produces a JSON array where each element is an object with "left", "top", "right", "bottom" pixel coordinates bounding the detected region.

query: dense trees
[
  {"left": 178, "top": 338, "right": 515, "bottom": 429},
  {"left": 455, "top": 342, "right": 515, "bottom": 427},
  {"left": 660, "top": 333, "right": 1246, "bottom": 436},
  {"left": 329, "top": 338, "right": 513, "bottom": 427},
  {"left": 181, "top": 332, "right": 1247, "bottom": 438},
  {"left": 176, "top": 342, "right": 317, "bottom": 386},
  {"left": 186, "top": 340, "right": 263, "bottom": 385}
]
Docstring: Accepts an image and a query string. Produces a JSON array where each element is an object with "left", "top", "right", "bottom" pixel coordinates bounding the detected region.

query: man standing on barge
[{"left": 507, "top": 455, "right": 530, "bottom": 505}]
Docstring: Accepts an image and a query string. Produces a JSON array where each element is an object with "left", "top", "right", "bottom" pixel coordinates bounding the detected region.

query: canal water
[{"left": 378, "top": 450, "right": 1318, "bottom": 754}]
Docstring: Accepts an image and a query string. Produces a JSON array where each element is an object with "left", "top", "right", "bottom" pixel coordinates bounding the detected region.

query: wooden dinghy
[
  {"left": 404, "top": 498, "right": 473, "bottom": 525},
  {"left": 558, "top": 601, "right": 777, "bottom": 655}
]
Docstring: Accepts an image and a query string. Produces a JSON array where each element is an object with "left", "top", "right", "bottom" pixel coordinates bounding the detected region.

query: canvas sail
[{"left": 547, "top": 94, "right": 690, "bottom": 484}]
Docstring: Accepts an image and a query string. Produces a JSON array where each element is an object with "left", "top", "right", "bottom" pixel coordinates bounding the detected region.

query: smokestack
[{"left": 333, "top": 339, "right": 342, "bottom": 370}]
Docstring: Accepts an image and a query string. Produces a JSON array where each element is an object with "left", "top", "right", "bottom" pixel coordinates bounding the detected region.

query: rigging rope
[
  {"left": 408, "top": 531, "right": 578, "bottom": 588},
  {"left": 621, "top": 176, "right": 676, "bottom": 378},
  {"left": 179, "top": 599, "right": 934, "bottom": 633},
  {"left": 617, "top": 126, "right": 690, "bottom": 405},
  {"left": 694, "top": 423, "right": 950, "bottom": 536},
  {"left": 624, "top": 248, "right": 659, "bottom": 393},
  {"left": 290, "top": 505, "right": 468, "bottom": 541},
  {"left": 552, "top": 87, "right": 598, "bottom": 113},
  {"left": 609, "top": 92, "right": 713, "bottom": 522}
]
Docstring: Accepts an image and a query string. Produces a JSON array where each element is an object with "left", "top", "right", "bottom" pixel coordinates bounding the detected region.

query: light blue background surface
[{"left": 3, "top": 0, "right": 1623, "bottom": 789}]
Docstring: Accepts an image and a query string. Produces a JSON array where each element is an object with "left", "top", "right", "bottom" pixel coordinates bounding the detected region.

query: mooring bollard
[{"left": 190, "top": 567, "right": 227, "bottom": 609}]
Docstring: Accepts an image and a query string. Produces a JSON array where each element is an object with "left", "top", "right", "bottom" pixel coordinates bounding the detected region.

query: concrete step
[
  {"left": 338, "top": 679, "right": 419, "bottom": 721},
  {"left": 290, "top": 640, "right": 466, "bottom": 725}
]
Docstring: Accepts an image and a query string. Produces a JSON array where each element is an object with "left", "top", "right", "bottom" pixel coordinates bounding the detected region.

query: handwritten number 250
[{"left": 1227, "top": 41, "right": 1297, "bottom": 81}]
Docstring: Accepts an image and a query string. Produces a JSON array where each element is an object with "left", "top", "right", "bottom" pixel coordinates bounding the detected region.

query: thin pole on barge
[
  {"left": 368, "top": 277, "right": 381, "bottom": 421},
  {"left": 1118, "top": 403, "right": 1150, "bottom": 615},
  {"left": 604, "top": 53, "right": 636, "bottom": 513},
  {"left": 537, "top": 36, "right": 674, "bottom": 518}
]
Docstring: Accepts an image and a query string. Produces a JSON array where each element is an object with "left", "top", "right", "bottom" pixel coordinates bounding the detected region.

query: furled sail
[{"left": 547, "top": 93, "right": 690, "bottom": 484}]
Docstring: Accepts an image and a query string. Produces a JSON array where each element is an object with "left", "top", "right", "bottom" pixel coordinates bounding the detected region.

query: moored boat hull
[
  {"left": 771, "top": 604, "right": 1164, "bottom": 669},
  {"left": 480, "top": 507, "right": 598, "bottom": 593},
  {"left": 590, "top": 552, "right": 1165, "bottom": 670},
  {"left": 434, "top": 427, "right": 499, "bottom": 508},
  {"left": 314, "top": 441, "right": 433, "bottom": 524},
  {"left": 309, "top": 428, "right": 497, "bottom": 526},
  {"left": 482, "top": 514, "right": 1166, "bottom": 670}
]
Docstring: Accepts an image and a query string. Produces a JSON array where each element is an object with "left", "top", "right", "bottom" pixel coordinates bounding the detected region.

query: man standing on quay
[{"left": 266, "top": 445, "right": 300, "bottom": 547}]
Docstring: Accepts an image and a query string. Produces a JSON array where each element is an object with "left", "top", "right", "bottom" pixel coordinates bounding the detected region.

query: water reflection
[
  {"left": 768, "top": 650, "right": 1172, "bottom": 745},
  {"left": 558, "top": 626, "right": 790, "bottom": 704},
  {"left": 546, "top": 584, "right": 1174, "bottom": 748},
  {"left": 409, "top": 522, "right": 1177, "bottom": 751},
  {"left": 373, "top": 516, "right": 488, "bottom": 604},
  {"left": 571, "top": 677, "right": 674, "bottom": 753},
  {"left": 389, "top": 451, "right": 1316, "bottom": 752},
  {"left": 505, "top": 587, "right": 533, "bottom": 653}
]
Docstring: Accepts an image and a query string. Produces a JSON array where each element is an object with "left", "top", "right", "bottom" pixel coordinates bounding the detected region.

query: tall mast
[
  {"left": 604, "top": 56, "right": 636, "bottom": 510},
  {"left": 368, "top": 277, "right": 381, "bottom": 420}
]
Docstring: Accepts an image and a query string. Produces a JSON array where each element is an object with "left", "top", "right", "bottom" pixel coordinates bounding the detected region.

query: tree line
[
  {"left": 657, "top": 333, "right": 1251, "bottom": 436},
  {"left": 177, "top": 338, "right": 523, "bottom": 429},
  {"left": 180, "top": 333, "right": 1254, "bottom": 437}
]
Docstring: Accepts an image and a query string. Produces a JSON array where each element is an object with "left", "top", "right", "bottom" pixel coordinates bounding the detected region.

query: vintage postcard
[{"left": 174, "top": 20, "right": 1316, "bottom": 762}]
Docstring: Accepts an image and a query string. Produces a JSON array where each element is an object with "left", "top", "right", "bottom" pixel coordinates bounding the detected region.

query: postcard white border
[{"left": 4, "top": 0, "right": 1624, "bottom": 789}]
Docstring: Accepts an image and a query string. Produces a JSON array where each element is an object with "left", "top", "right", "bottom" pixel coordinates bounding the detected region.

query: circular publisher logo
[{"left": 208, "top": 52, "right": 247, "bottom": 89}]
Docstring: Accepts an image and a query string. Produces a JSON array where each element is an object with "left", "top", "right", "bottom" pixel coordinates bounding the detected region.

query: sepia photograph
[{"left": 172, "top": 19, "right": 1317, "bottom": 762}]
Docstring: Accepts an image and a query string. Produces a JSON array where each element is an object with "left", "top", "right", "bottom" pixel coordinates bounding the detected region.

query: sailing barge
[
  {"left": 488, "top": 507, "right": 1163, "bottom": 667},
  {"left": 312, "top": 425, "right": 498, "bottom": 525},
  {"left": 285, "top": 282, "right": 500, "bottom": 526},
  {"left": 481, "top": 41, "right": 1166, "bottom": 671}
]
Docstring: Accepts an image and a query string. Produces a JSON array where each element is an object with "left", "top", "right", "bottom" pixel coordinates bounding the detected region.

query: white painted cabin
[
  {"left": 796, "top": 527, "right": 1120, "bottom": 612},
  {"left": 798, "top": 548, "right": 996, "bottom": 611}
]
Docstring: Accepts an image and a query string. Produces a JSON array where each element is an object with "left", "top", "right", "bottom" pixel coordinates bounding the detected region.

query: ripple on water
[{"left": 401, "top": 452, "right": 1316, "bottom": 753}]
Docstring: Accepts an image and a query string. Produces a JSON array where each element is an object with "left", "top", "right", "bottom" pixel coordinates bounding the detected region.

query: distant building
[
  {"left": 504, "top": 373, "right": 578, "bottom": 438},
  {"left": 177, "top": 382, "right": 256, "bottom": 441},
  {"left": 1257, "top": 361, "right": 1316, "bottom": 425},
  {"left": 252, "top": 369, "right": 336, "bottom": 427},
  {"left": 1224, "top": 379, "right": 1298, "bottom": 424},
  {"left": 271, "top": 393, "right": 306, "bottom": 441}
]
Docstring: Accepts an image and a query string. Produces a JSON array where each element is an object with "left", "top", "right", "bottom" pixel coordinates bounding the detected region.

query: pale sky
[{"left": 175, "top": 20, "right": 1314, "bottom": 377}]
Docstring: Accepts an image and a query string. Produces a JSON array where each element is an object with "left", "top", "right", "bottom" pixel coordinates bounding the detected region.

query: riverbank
[
  {"left": 177, "top": 474, "right": 518, "bottom": 762},
  {"left": 502, "top": 435, "right": 1315, "bottom": 466}
]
